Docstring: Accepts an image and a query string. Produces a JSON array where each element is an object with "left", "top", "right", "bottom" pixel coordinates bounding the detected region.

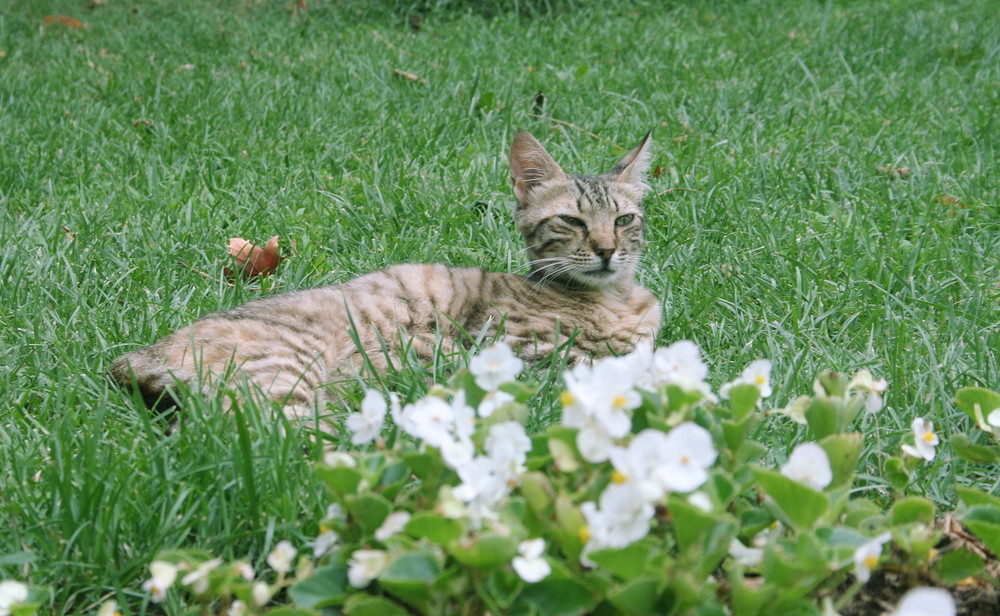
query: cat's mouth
[{"left": 585, "top": 267, "right": 616, "bottom": 278}]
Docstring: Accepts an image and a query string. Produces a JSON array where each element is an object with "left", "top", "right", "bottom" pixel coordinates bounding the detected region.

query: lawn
[{"left": 0, "top": 0, "right": 997, "bottom": 613}]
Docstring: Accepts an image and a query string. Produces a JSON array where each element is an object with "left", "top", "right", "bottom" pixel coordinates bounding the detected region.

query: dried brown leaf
[
  {"left": 42, "top": 15, "right": 84, "bottom": 29},
  {"left": 225, "top": 235, "right": 283, "bottom": 280}
]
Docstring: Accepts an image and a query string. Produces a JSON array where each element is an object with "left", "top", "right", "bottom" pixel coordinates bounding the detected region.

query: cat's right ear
[{"left": 509, "top": 130, "right": 568, "bottom": 203}]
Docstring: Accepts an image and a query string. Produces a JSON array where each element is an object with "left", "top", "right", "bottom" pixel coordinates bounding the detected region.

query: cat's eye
[
  {"left": 615, "top": 214, "right": 636, "bottom": 227},
  {"left": 559, "top": 215, "right": 587, "bottom": 228}
]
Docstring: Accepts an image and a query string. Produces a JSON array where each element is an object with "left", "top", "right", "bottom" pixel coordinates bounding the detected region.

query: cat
[{"left": 112, "top": 130, "right": 662, "bottom": 417}]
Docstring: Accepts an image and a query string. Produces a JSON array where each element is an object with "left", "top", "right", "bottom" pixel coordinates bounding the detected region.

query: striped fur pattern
[{"left": 112, "top": 131, "right": 661, "bottom": 416}]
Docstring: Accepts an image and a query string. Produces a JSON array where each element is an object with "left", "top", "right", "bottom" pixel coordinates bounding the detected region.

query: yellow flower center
[
  {"left": 923, "top": 432, "right": 937, "bottom": 443},
  {"left": 578, "top": 526, "right": 591, "bottom": 542},
  {"left": 611, "top": 470, "right": 627, "bottom": 484},
  {"left": 863, "top": 555, "right": 879, "bottom": 570},
  {"left": 755, "top": 375, "right": 767, "bottom": 386},
  {"left": 560, "top": 391, "right": 575, "bottom": 407},
  {"left": 680, "top": 455, "right": 691, "bottom": 465},
  {"left": 612, "top": 395, "right": 628, "bottom": 410}
]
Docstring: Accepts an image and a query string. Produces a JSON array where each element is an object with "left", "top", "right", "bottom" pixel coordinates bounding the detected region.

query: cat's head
[{"left": 509, "top": 130, "right": 652, "bottom": 290}]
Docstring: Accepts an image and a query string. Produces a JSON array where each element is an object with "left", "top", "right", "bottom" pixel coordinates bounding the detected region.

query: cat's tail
[{"left": 111, "top": 346, "right": 193, "bottom": 411}]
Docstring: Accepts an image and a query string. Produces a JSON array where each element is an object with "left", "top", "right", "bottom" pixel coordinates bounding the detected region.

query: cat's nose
[{"left": 594, "top": 247, "right": 615, "bottom": 261}]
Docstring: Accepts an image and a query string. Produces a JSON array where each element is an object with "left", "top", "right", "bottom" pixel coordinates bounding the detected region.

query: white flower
[
  {"left": 347, "top": 549, "right": 390, "bottom": 588},
  {"left": 233, "top": 561, "right": 254, "bottom": 581},
  {"left": 478, "top": 389, "right": 515, "bottom": 418},
  {"left": 375, "top": 511, "right": 411, "bottom": 542},
  {"left": 853, "top": 532, "right": 892, "bottom": 583},
  {"left": 659, "top": 422, "right": 718, "bottom": 492},
  {"left": 228, "top": 600, "right": 248, "bottom": 616},
  {"left": 0, "top": 581, "right": 29, "bottom": 616},
  {"left": 609, "top": 430, "right": 674, "bottom": 502},
  {"left": 729, "top": 539, "right": 764, "bottom": 567},
  {"left": 901, "top": 417, "right": 939, "bottom": 461},
  {"left": 453, "top": 457, "right": 512, "bottom": 519},
  {"left": 141, "top": 561, "right": 178, "bottom": 603},
  {"left": 889, "top": 587, "right": 956, "bottom": 616},
  {"left": 647, "top": 340, "right": 717, "bottom": 402},
  {"left": 485, "top": 421, "right": 532, "bottom": 472},
  {"left": 323, "top": 451, "right": 357, "bottom": 468},
  {"left": 396, "top": 392, "right": 475, "bottom": 450},
  {"left": 720, "top": 359, "right": 773, "bottom": 400},
  {"left": 780, "top": 442, "right": 833, "bottom": 490},
  {"left": 512, "top": 538, "right": 551, "bottom": 583},
  {"left": 561, "top": 356, "right": 642, "bottom": 462},
  {"left": 469, "top": 343, "right": 523, "bottom": 391},
  {"left": 97, "top": 600, "right": 121, "bottom": 616},
  {"left": 181, "top": 558, "right": 222, "bottom": 595},
  {"left": 313, "top": 530, "right": 339, "bottom": 558},
  {"left": 989, "top": 409, "right": 1000, "bottom": 428},
  {"left": 345, "top": 389, "right": 387, "bottom": 445},
  {"left": 849, "top": 370, "right": 889, "bottom": 413},
  {"left": 251, "top": 581, "right": 272, "bottom": 606},
  {"left": 688, "top": 491, "right": 713, "bottom": 512},
  {"left": 579, "top": 482, "right": 654, "bottom": 566},
  {"left": 267, "top": 540, "right": 297, "bottom": 575},
  {"left": 777, "top": 395, "right": 810, "bottom": 424}
]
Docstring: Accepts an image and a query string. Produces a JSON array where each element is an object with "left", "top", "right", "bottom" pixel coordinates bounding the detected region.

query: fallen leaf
[
  {"left": 935, "top": 194, "right": 967, "bottom": 208},
  {"left": 652, "top": 165, "right": 665, "bottom": 179},
  {"left": 175, "top": 63, "right": 195, "bottom": 71},
  {"left": 877, "top": 164, "right": 910, "bottom": 179},
  {"left": 392, "top": 68, "right": 424, "bottom": 82},
  {"left": 532, "top": 91, "right": 546, "bottom": 114},
  {"left": 225, "top": 236, "right": 284, "bottom": 280},
  {"left": 42, "top": 15, "right": 84, "bottom": 29},
  {"left": 408, "top": 14, "right": 422, "bottom": 31},
  {"left": 61, "top": 225, "right": 76, "bottom": 242}
]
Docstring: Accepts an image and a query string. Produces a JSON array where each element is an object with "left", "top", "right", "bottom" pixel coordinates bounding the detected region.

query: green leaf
[
  {"left": 587, "top": 541, "right": 652, "bottom": 580},
  {"left": 949, "top": 433, "right": 1000, "bottom": 463},
  {"left": 955, "top": 387, "right": 1000, "bottom": 425},
  {"left": 344, "top": 593, "right": 411, "bottom": 616},
  {"left": 520, "top": 578, "right": 599, "bottom": 616},
  {"left": 520, "top": 471, "right": 554, "bottom": 514},
  {"left": 722, "top": 416, "right": 755, "bottom": 453},
  {"left": 448, "top": 533, "right": 518, "bottom": 569},
  {"left": 403, "top": 511, "right": 463, "bottom": 545},
  {"left": 378, "top": 552, "right": 440, "bottom": 613},
  {"left": 842, "top": 498, "right": 885, "bottom": 530},
  {"left": 962, "top": 506, "right": 1000, "bottom": 555},
  {"left": 317, "top": 465, "right": 363, "bottom": 497},
  {"left": 402, "top": 451, "right": 443, "bottom": 482},
  {"left": 956, "top": 486, "right": 1000, "bottom": 509},
  {"left": 380, "top": 552, "right": 440, "bottom": 583},
  {"left": 933, "top": 547, "right": 984, "bottom": 585},
  {"left": 883, "top": 457, "right": 910, "bottom": 491},
  {"left": 890, "top": 497, "right": 935, "bottom": 526},
  {"left": 671, "top": 496, "right": 721, "bottom": 554},
  {"left": 289, "top": 564, "right": 349, "bottom": 608},
  {"left": 727, "top": 383, "right": 761, "bottom": 422},
  {"left": 608, "top": 577, "right": 661, "bottom": 616},
  {"left": 818, "top": 432, "right": 862, "bottom": 489},
  {"left": 804, "top": 397, "right": 840, "bottom": 440},
  {"left": 262, "top": 609, "right": 320, "bottom": 616},
  {"left": 346, "top": 493, "right": 392, "bottom": 534},
  {"left": 752, "top": 468, "right": 828, "bottom": 530}
]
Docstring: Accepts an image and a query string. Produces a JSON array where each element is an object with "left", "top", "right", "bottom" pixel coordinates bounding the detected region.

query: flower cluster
[{"left": 126, "top": 339, "right": 988, "bottom": 616}]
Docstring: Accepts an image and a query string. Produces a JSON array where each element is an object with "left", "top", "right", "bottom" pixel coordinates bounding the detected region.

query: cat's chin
[{"left": 571, "top": 267, "right": 628, "bottom": 289}]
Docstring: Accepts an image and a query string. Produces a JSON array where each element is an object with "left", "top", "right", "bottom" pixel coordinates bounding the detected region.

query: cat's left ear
[{"left": 608, "top": 132, "right": 652, "bottom": 189}]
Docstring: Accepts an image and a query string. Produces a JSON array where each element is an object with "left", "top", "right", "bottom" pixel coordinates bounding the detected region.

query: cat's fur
[{"left": 112, "top": 131, "right": 662, "bottom": 415}]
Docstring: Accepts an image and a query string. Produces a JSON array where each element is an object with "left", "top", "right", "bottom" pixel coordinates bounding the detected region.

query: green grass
[{"left": 0, "top": 0, "right": 997, "bottom": 612}]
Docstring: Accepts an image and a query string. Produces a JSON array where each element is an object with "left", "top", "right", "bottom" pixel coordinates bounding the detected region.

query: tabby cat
[{"left": 112, "top": 131, "right": 662, "bottom": 416}]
